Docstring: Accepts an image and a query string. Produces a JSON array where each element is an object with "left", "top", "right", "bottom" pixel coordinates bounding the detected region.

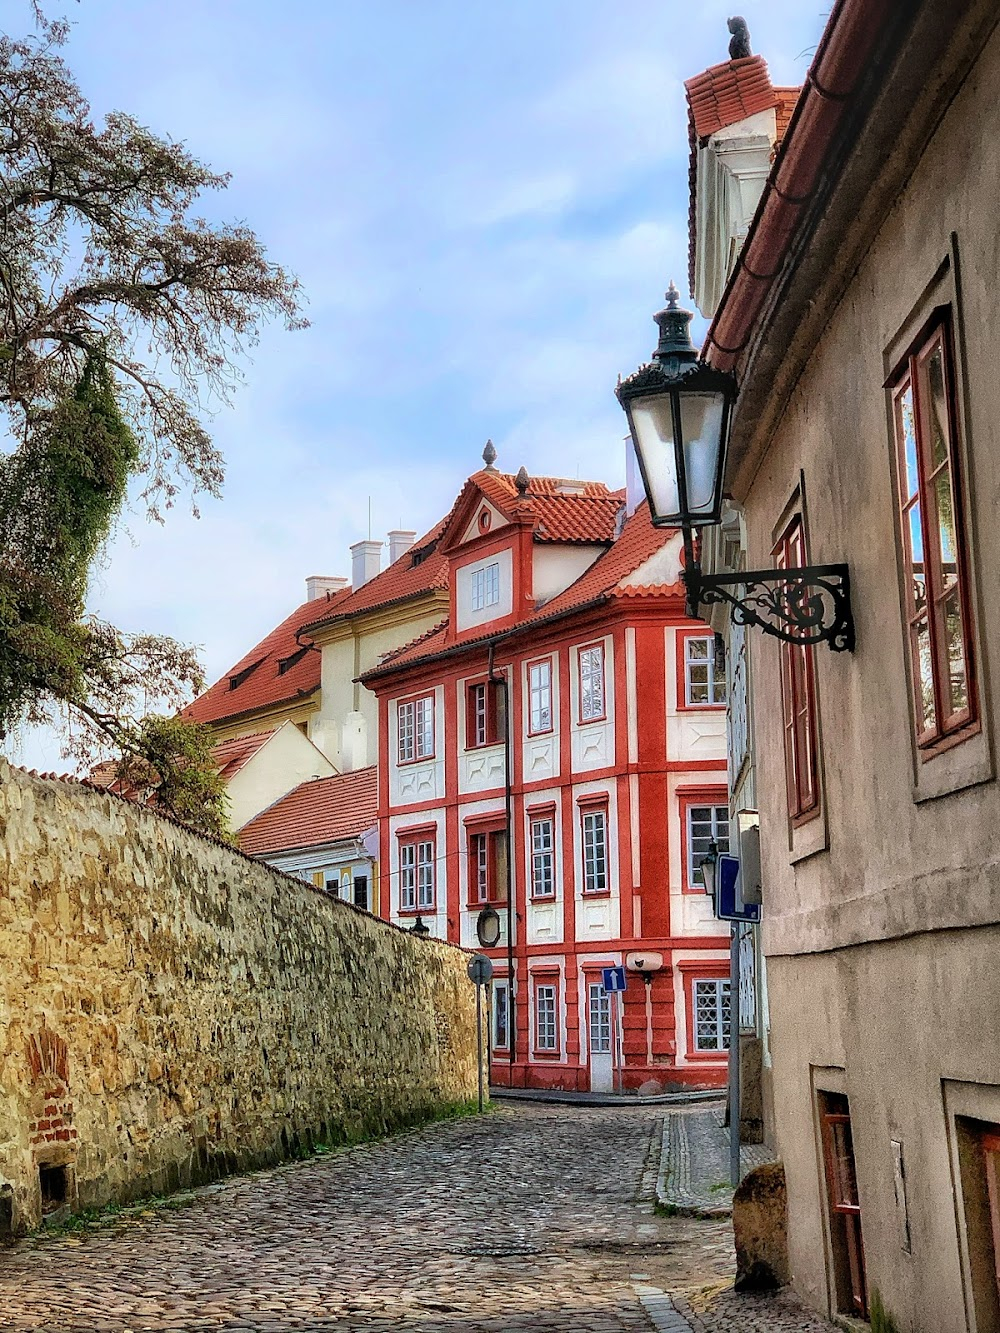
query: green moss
[{"left": 870, "top": 1289, "right": 901, "bottom": 1333}]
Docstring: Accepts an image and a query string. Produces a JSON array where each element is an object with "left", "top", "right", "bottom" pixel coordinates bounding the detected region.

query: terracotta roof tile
[
  {"left": 459, "top": 470, "right": 624, "bottom": 545},
  {"left": 302, "top": 522, "right": 450, "bottom": 632},
  {"left": 685, "top": 56, "right": 801, "bottom": 295},
  {"left": 238, "top": 766, "right": 378, "bottom": 858},
  {"left": 211, "top": 730, "right": 276, "bottom": 781},
  {"left": 366, "top": 502, "right": 682, "bottom": 678},
  {"left": 185, "top": 593, "right": 345, "bottom": 727}
]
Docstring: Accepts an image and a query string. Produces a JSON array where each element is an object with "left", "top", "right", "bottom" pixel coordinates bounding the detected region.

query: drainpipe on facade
[{"left": 488, "top": 642, "right": 516, "bottom": 1083}]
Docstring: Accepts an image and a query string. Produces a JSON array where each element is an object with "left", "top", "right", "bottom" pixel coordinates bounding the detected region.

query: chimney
[
  {"left": 387, "top": 529, "right": 417, "bottom": 564},
  {"left": 351, "top": 539, "right": 382, "bottom": 589},
  {"left": 305, "top": 575, "right": 348, "bottom": 602}
]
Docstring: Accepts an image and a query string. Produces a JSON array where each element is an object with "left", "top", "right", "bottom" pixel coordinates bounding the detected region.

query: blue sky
[{"left": 10, "top": 0, "right": 825, "bottom": 771}]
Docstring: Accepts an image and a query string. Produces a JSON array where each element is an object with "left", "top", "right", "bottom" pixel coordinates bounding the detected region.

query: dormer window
[
  {"left": 228, "top": 657, "right": 266, "bottom": 691},
  {"left": 471, "top": 562, "right": 500, "bottom": 612}
]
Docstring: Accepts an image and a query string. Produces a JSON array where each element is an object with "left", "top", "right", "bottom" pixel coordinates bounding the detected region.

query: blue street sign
[
  {"left": 716, "top": 853, "right": 762, "bottom": 923},
  {"left": 602, "top": 965, "right": 628, "bottom": 993}
]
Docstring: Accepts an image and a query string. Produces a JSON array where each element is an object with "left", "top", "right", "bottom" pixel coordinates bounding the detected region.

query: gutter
[{"left": 703, "top": 0, "right": 910, "bottom": 372}]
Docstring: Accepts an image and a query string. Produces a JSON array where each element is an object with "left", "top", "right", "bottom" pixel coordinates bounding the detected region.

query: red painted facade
[{"left": 363, "top": 471, "right": 731, "bottom": 1092}]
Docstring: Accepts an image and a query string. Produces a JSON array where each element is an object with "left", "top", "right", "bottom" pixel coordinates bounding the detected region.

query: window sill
[
  {"left": 686, "top": 1049, "right": 730, "bottom": 1061},
  {"left": 529, "top": 894, "right": 557, "bottom": 905},
  {"left": 397, "top": 907, "right": 436, "bottom": 918},
  {"left": 581, "top": 890, "right": 611, "bottom": 900},
  {"left": 577, "top": 714, "right": 608, "bottom": 727},
  {"left": 397, "top": 755, "right": 436, "bottom": 767},
  {"left": 678, "top": 703, "right": 727, "bottom": 713},
  {"left": 532, "top": 1049, "right": 562, "bottom": 1060}
]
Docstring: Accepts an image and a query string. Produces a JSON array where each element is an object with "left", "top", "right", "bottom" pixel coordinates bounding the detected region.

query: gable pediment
[{"left": 459, "top": 498, "right": 509, "bottom": 546}]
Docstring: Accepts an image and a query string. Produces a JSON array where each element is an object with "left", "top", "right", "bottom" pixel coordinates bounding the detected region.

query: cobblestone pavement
[
  {"left": 657, "top": 1106, "right": 775, "bottom": 1218},
  {"left": 0, "top": 1104, "right": 835, "bottom": 1333}
]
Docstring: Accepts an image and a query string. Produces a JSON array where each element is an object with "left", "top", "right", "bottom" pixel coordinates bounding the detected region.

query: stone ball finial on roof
[
  {"left": 515, "top": 465, "right": 529, "bottom": 496},
  {"left": 728, "top": 15, "right": 751, "bottom": 60},
  {"left": 482, "top": 438, "right": 497, "bottom": 470}
]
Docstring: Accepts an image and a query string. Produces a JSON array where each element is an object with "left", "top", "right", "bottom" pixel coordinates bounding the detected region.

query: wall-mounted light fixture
[{"left": 616, "top": 285, "right": 854, "bottom": 652}]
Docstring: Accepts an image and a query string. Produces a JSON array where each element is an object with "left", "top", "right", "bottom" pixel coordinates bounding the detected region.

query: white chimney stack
[
  {"left": 305, "top": 575, "right": 348, "bottom": 602},
  {"left": 387, "top": 529, "right": 417, "bottom": 565},
  {"left": 351, "top": 539, "right": 382, "bottom": 589}
]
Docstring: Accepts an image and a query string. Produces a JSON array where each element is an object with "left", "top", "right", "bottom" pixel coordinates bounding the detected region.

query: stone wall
[{"left": 0, "top": 761, "right": 478, "bottom": 1234}]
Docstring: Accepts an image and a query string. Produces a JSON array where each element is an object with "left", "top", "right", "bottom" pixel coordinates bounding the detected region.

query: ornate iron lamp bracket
[{"left": 684, "top": 561, "right": 855, "bottom": 653}]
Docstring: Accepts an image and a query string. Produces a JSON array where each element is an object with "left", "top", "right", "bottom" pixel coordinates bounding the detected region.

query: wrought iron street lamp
[
  {"left": 616, "top": 284, "right": 855, "bottom": 652},
  {"left": 409, "top": 916, "right": 431, "bottom": 937},
  {"left": 698, "top": 839, "right": 719, "bottom": 909}
]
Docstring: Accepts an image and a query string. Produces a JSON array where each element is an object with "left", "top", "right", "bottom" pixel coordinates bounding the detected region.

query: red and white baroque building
[{"left": 363, "top": 462, "right": 732, "bottom": 1092}]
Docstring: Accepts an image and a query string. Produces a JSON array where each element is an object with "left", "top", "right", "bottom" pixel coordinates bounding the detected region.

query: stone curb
[
  {"left": 633, "top": 1280, "right": 695, "bottom": 1332},
  {"left": 656, "top": 1108, "right": 775, "bottom": 1218},
  {"left": 490, "top": 1086, "right": 725, "bottom": 1108}
]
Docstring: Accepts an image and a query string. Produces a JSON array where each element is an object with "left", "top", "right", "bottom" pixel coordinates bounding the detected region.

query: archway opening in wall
[{"left": 38, "top": 1163, "right": 68, "bottom": 1215}]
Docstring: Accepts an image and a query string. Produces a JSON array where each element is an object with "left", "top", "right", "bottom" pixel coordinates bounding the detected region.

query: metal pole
[
  {"left": 729, "top": 922, "right": 741, "bottom": 1187},
  {"left": 476, "top": 982, "right": 484, "bottom": 1114}
]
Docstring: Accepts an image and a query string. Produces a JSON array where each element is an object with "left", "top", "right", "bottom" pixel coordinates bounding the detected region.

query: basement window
[{"left": 39, "top": 1164, "right": 68, "bottom": 1215}]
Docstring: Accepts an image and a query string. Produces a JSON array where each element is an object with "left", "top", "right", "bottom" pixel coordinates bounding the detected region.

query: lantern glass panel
[
  {"left": 679, "top": 390, "right": 726, "bottom": 518},
  {"left": 629, "top": 392, "right": 680, "bottom": 521}
]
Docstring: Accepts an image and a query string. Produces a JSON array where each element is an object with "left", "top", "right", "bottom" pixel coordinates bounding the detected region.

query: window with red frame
[
  {"left": 529, "top": 815, "right": 555, "bottom": 898},
  {"left": 468, "top": 829, "right": 508, "bottom": 905},
  {"left": 465, "top": 680, "right": 504, "bottom": 748},
  {"left": 399, "top": 835, "right": 435, "bottom": 911},
  {"left": 397, "top": 695, "right": 434, "bottom": 763},
  {"left": 581, "top": 805, "right": 609, "bottom": 894},
  {"left": 819, "top": 1092, "right": 868, "bottom": 1318},
  {"left": 527, "top": 658, "right": 553, "bottom": 734},
  {"left": 774, "top": 518, "right": 820, "bottom": 823},
  {"left": 578, "top": 644, "right": 605, "bottom": 722},
  {"left": 533, "top": 980, "right": 559, "bottom": 1053},
  {"left": 891, "top": 315, "right": 977, "bottom": 751}
]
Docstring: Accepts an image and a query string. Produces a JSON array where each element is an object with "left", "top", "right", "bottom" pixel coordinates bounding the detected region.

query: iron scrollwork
[{"left": 684, "top": 562, "right": 855, "bottom": 653}]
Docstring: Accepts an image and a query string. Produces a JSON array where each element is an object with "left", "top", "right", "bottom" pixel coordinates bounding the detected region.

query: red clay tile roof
[
  {"left": 451, "top": 470, "right": 624, "bottom": 546},
  {"left": 365, "top": 502, "right": 682, "bottom": 679},
  {"left": 238, "top": 766, "right": 378, "bottom": 858},
  {"left": 211, "top": 730, "right": 276, "bottom": 781},
  {"left": 685, "top": 56, "right": 801, "bottom": 295},
  {"left": 302, "top": 520, "right": 450, "bottom": 633},
  {"left": 185, "top": 593, "right": 348, "bottom": 727}
]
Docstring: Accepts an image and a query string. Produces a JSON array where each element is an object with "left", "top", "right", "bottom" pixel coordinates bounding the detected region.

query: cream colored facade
[
  {"left": 716, "top": 4, "right": 1000, "bottom": 1328},
  {"left": 224, "top": 722, "right": 335, "bottom": 830},
  {"left": 307, "top": 592, "right": 447, "bottom": 773}
]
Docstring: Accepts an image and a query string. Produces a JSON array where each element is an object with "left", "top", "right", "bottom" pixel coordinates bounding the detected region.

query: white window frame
[
  {"left": 588, "top": 982, "right": 611, "bottom": 1054},
  {"left": 471, "top": 562, "right": 501, "bottom": 612},
  {"left": 685, "top": 634, "right": 726, "bottom": 707},
  {"left": 581, "top": 807, "right": 608, "bottom": 894},
  {"left": 534, "top": 983, "right": 558, "bottom": 1052},
  {"left": 687, "top": 803, "right": 730, "bottom": 888},
  {"left": 398, "top": 695, "right": 434, "bottom": 763},
  {"left": 528, "top": 659, "right": 553, "bottom": 734},
  {"left": 470, "top": 831, "right": 489, "bottom": 904},
  {"left": 529, "top": 816, "right": 554, "bottom": 898},
  {"left": 693, "top": 977, "right": 731, "bottom": 1053},
  {"left": 399, "top": 838, "right": 434, "bottom": 911},
  {"left": 492, "top": 980, "right": 510, "bottom": 1049},
  {"left": 469, "top": 682, "right": 488, "bottom": 748},
  {"left": 579, "top": 644, "right": 606, "bottom": 722}
]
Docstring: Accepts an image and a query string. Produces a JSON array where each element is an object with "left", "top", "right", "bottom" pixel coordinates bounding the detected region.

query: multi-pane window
[
  {"left": 397, "top": 695, "right": 434, "bottom": 763},
  {"left": 775, "top": 518, "right": 820, "bottom": 822},
  {"left": 581, "top": 807, "right": 608, "bottom": 895},
  {"left": 687, "top": 803, "right": 730, "bottom": 889},
  {"left": 471, "top": 562, "right": 501, "bottom": 612},
  {"left": 693, "top": 977, "right": 731, "bottom": 1052},
  {"left": 685, "top": 634, "right": 726, "bottom": 706},
  {"left": 466, "top": 680, "right": 504, "bottom": 748},
  {"left": 528, "top": 659, "right": 553, "bottom": 733},
  {"left": 891, "top": 316, "right": 976, "bottom": 750},
  {"left": 492, "top": 981, "right": 510, "bottom": 1049},
  {"left": 470, "top": 832, "right": 489, "bottom": 904},
  {"left": 588, "top": 983, "right": 611, "bottom": 1054},
  {"left": 534, "top": 983, "right": 558, "bottom": 1052},
  {"left": 399, "top": 838, "right": 434, "bottom": 910},
  {"left": 820, "top": 1093, "right": 868, "bottom": 1318},
  {"left": 529, "top": 816, "right": 554, "bottom": 898},
  {"left": 579, "top": 644, "right": 605, "bottom": 721}
]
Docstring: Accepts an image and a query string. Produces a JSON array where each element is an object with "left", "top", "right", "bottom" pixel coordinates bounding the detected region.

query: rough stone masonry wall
[{"left": 0, "top": 761, "right": 478, "bottom": 1234}]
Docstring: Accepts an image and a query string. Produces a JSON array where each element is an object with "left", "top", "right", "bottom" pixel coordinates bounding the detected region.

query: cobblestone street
[{"left": 0, "top": 1105, "right": 834, "bottom": 1333}]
